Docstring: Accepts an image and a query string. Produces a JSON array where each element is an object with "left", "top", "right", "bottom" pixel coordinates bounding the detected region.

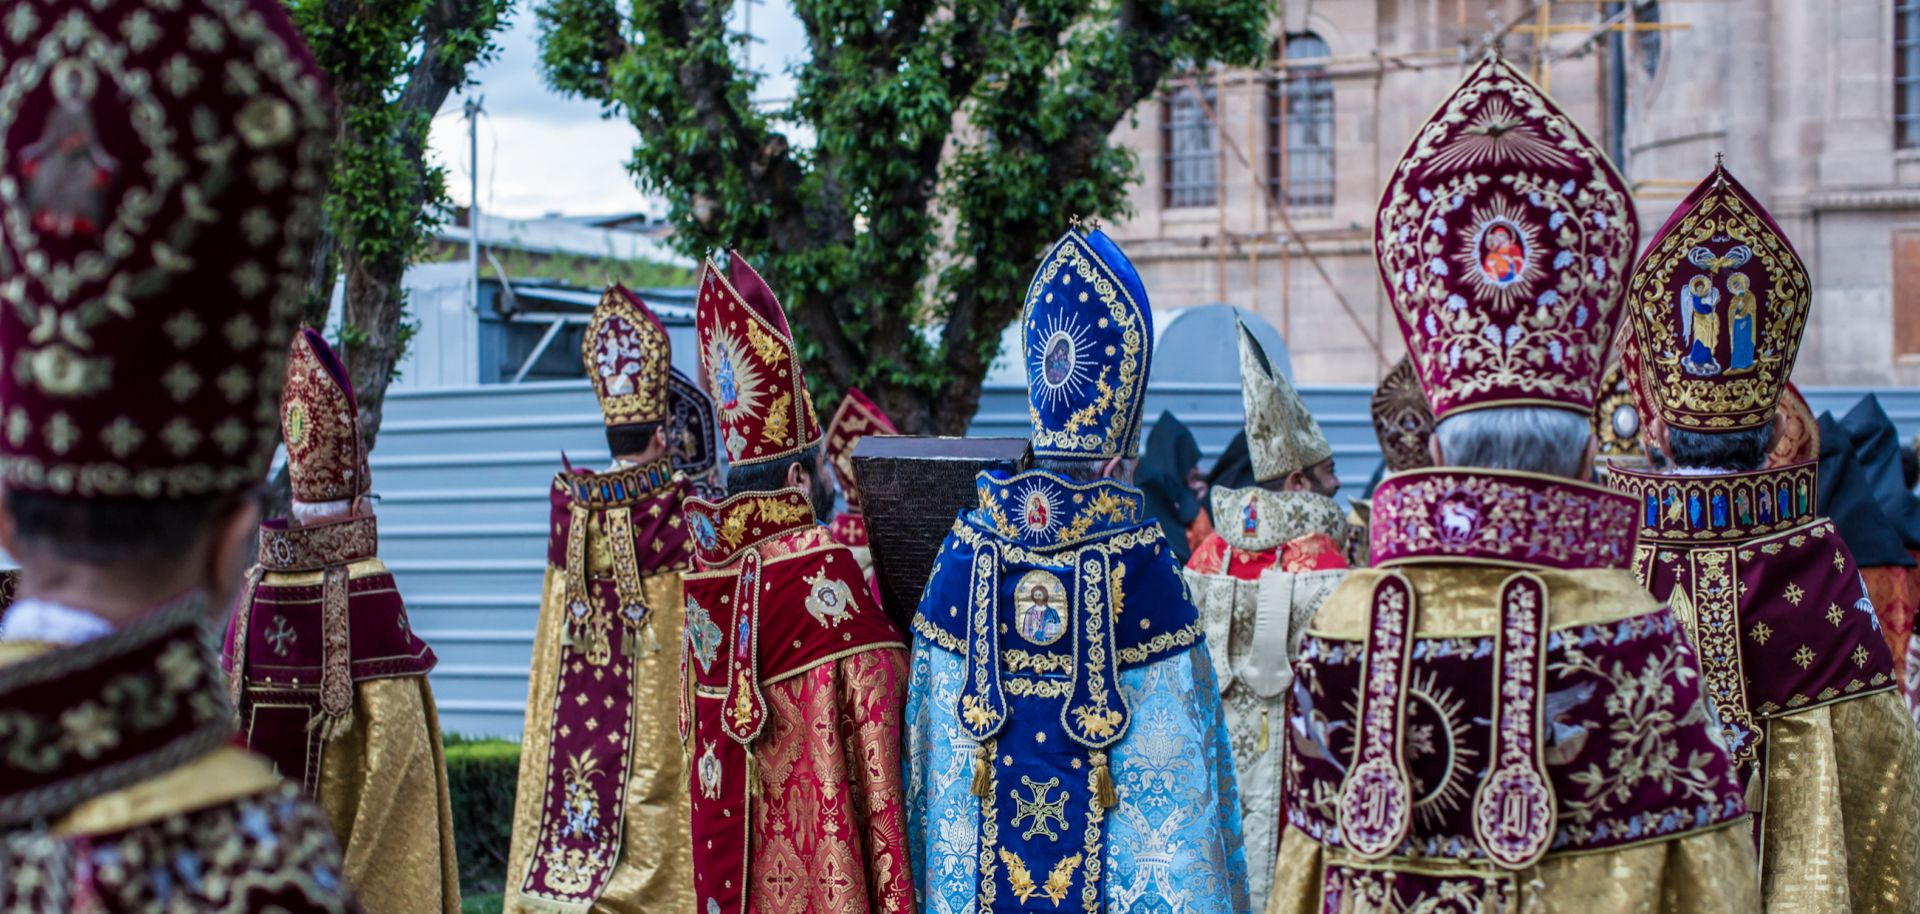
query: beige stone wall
[{"left": 1107, "top": 0, "right": 1920, "bottom": 387}]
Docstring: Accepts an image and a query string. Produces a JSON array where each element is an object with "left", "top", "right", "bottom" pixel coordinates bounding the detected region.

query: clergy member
[
  {"left": 1270, "top": 54, "right": 1757, "bottom": 913},
  {"left": 905, "top": 225, "right": 1252, "bottom": 914},
  {"left": 1608, "top": 160, "right": 1920, "bottom": 912},
  {"left": 1182, "top": 320, "right": 1347, "bottom": 910},
  {"left": 679, "top": 253, "right": 914, "bottom": 914},
  {"left": 0, "top": 1, "right": 356, "bottom": 907},
  {"left": 824, "top": 386, "right": 897, "bottom": 599},
  {"left": 1350, "top": 356, "right": 1435, "bottom": 563},
  {"left": 505, "top": 283, "right": 706, "bottom": 912},
  {"left": 226, "top": 328, "right": 459, "bottom": 913}
]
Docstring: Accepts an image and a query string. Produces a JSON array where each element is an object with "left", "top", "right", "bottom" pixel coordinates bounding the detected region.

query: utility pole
[{"left": 464, "top": 95, "right": 483, "bottom": 312}]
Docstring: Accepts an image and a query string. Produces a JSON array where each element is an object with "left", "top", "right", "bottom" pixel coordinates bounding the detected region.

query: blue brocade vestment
[{"left": 904, "top": 470, "right": 1252, "bottom": 914}]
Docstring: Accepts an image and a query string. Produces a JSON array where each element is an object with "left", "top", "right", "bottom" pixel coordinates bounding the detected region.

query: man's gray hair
[
  {"left": 1432, "top": 407, "right": 1591, "bottom": 478},
  {"left": 1031, "top": 457, "right": 1137, "bottom": 485}
]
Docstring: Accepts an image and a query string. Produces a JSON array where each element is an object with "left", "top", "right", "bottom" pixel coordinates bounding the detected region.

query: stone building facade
[{"left": 1108, "top": 0, "right": 1920, "bottom": 387}]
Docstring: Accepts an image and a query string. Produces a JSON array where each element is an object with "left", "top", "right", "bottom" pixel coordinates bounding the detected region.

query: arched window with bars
[{"left": 1269, "top": 32, "right": 1334, "bottom": 209}]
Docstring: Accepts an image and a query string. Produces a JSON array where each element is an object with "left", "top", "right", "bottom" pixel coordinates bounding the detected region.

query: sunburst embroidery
[
  {"left": 1404, "top": 668, "right": 1479, "bottom": 830},
  {"left": 1423, "top": 98, "right": 1576, "bottom": 175},
  {"left": 1027, "top": 308, "right": 1095, "bottom": 414},
  {"left": 703, "top": 326, "right": 765, "bottom": 426},
  {"left": 1013, "top": 481, "right": 1061, "bottom": 536}
]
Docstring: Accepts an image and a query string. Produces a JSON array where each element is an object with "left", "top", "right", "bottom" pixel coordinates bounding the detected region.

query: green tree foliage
[
  {"left": 537, "top": 0, "right": 1269, "bottom": 433},
  {"left": 284, "top": 0, "right": 510, "bottom": 447}
]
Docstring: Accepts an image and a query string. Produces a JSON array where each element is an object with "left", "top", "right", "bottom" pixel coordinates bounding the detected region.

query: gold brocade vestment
[
  {"left": 505, "top": 460, "right": 695, "bottom": 913},
  {"left": 1609, "top": 463, "right": 1920, "bottom": 914},
  {"left": 225, "top": 515, "right": 460, "bottom": 914}
]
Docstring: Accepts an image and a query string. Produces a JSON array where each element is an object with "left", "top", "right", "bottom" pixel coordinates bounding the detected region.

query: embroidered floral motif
[
  {"left": 1470, "top": 575, "right": 1554, "bottom": 869},
  {"left": 1371, "top": 469, "right": 1638, "bottom": 570},
  {"left": 1792, "top": 645, "right": 1815, "bottom": 669},
  {"left": 1338, "top": 575, "right": 1416, "bottom": 859}
]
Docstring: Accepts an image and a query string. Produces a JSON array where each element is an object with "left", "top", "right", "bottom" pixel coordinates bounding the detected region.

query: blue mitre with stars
[{"left": 1023, "top": 227, "right": 1155, "bottom": 461}]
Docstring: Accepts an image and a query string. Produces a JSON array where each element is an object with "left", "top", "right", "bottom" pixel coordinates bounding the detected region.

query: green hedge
[{"left": 444, "top": 734, "right": 520, "bottom": 904}]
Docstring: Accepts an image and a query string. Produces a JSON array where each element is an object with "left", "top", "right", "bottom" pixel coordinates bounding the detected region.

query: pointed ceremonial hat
[
  {"left": 1023, "top": 226, "right": 1154, "bottom": 461},
  {"left": 1238, "top": 320, "right": 1330, "bottom": 483},
  {"left": 695, "top": 251, "right": 822, "bottom": 466},
  {"left": 282, "top": 328, "right": 370, "bottom": 503},
  {"left": 1370, "top": 356, "right": 1435, "bottom": 473},
  {"left": 1374, "top": 53, "right": 1637, "bottom": 422},
  {"left": 583, "top": 282, "right": 672, "bottom": 429},
  {"left": 825, "top": 387, "right": 895, "bottom": 511},
  {"left": 1626, "top": 161, "right": 1809, "bottom": 433},
  {"left": 668, "top": 368, "right": 719, "bottom": 476},
  {"left": 0, "top": 0, "right": 333, "bottom": 498}
]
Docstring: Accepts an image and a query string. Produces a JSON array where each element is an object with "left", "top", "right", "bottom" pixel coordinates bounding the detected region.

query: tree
[
  {"left": 286, "top": 0, "right": 511, "bottom": 449},
  {"left": 537, "top": 0, "right": 1268, "bottom": 433}
]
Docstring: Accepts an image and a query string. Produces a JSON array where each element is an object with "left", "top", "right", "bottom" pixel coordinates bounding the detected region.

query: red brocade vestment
[{"left": 679, "top": 488, "right": 916, "bottom": 914}]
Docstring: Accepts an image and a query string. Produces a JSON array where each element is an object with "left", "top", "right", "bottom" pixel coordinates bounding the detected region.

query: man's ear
[
  {"left": 203, "top": 497, "right": 260, "bottom": 609},
  {"left": 1099, "top": 455, "right": 1124, "bottom": 480},
  {"left": 1644, "top": 414, "right": 1673, "bottom": 458},
  {"left": 652, "top": 425, "right": 670, "bottom": 455},
  {"left": 1427, "top": 435, "right": 1446, "bottom": 466},
  {"left": 785, "top": 460, "right": 808, "bottom": 491}
]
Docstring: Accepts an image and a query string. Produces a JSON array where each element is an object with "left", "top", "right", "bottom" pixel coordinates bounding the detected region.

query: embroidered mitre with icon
[
  {"left": 1607, "top": 161, "right": 1920, "bottom": 912},
  {"left": 696, "top": 253, "right": 823, "bottom": 467},
  {"left": 1267, "top": 56, "right": 1761, "bottom": 914},
  {"left": 0, "top": 2, "right": 361, "bottom": 911},
  {"left": 904, "top": 226, "right": 1254, "bottom": 914},
  {"left": 503, "top": 281, "right": 701, "bottom": 913},
  {"left": 677, "top": 253, "right": 913, "bottom": 914},
  {"left": 227, "top": 328, "right": 458, "bottom": 913},
  {"left": 586, "top": 282, "right": 674, "bottom": 430},
  {"left": 824, "top": 387, "right": 897, "bottom": 595},
  {"left": 1626, "top": 163, "right": 1809, "bottom": 433},
  {"left": 1180, "top": 326, "right": 1347, "bottom": 910}
]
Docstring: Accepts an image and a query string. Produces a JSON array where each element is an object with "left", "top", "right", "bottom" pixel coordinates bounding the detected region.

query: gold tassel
[
  {"left": 1257, "top": 706, "right": 1270, "bottom": 753},
  {"left": 970, "top": 744, "right": 993, "bottom": 798},
  {"left": 746, "top": 750, "right": 762, "bottom": 798},
  {"left": 1092, "top": 753, "right": 1117, "bottom": 809},
  {"left": 621, "top": 627, "right": 636, "bottom": 658},
  {"left": 642, "top": 617, "right": 660, "bottom": 654}
]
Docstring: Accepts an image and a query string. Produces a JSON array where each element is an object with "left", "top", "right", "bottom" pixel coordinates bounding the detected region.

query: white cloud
[{"left": 428, "top": 0, "right": 812, "bottom": 220}]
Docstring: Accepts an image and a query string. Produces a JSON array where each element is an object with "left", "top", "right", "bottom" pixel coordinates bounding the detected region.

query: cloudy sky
[{"left": 428, "top": 2, "right": 809, "bottom": 220}]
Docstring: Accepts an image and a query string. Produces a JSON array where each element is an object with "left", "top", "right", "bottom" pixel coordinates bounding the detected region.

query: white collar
[{"left": 0, "top": 597, "right": 114, "bottom": 645}]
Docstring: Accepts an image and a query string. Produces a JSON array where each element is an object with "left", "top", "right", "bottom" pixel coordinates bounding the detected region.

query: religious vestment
[
  {"left": 682, "top": 252, "right": 916, "bottom": 914},
  {"left": 226, "top": 328, "right": 459, "bottom": 914},
  {"left": 904, "top": 227, "right": 1251, "bottom": 914},
  {"left": 506, "top": 282, "right": 715, "bottom": 913},
  {"left": 1273, "top": 471, "right": 1758, "bottom": 912},
  {"left": 1181, "top": 320, "right": 1347, "bottom": 911},
  {"left": 1839, "top": 395, "right": 1920, "bottom": 694},
  {"left": 1, "top": 599, "right": 360, "bottom": 913},
  {"left": 1616, "top": 159, "right": 1920, "bottom": 912},
  {"left": 1285, "top": 52, "right": 1759, "bottom": 912}
]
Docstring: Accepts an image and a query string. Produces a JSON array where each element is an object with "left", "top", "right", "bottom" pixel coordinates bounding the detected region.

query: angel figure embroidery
[
  {"left": 1726, "top": 272, "right": 1756, "bottom": 373},
  {"left": 1680, "top": 275, "right": 1722, "bottom": 377}
]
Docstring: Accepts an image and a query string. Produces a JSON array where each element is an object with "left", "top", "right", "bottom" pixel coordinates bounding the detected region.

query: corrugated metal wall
[{"left": 380, "top": 381, "right": 1920, "bottom": 738}]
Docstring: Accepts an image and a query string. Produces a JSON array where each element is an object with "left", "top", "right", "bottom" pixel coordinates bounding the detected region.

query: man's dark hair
[
  {"left": 725, "top": 443, "right": 833, "bottom": 521},
  {"left": 1665, "top": 425, "right": 1776, "bottom": 472},
  {"left": 605, "top": 421, "right": 663, "bottom": 459},
  {"left": 5, "top": 491, "right": 243, "bottom": 571}
]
